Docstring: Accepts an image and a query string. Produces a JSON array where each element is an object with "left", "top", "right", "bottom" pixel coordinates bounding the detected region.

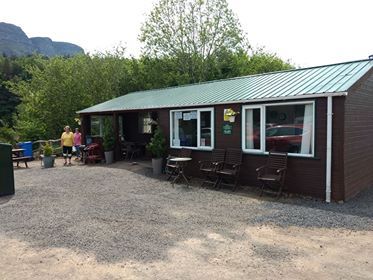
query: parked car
[
  {"left": 247, "top": 124, "right": 310, "bottom": 153},
  {"left": 265, "top": 124, "right": 306, "bottom": 153}
]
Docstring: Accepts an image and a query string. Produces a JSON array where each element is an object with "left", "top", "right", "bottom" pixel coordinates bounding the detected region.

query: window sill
[
  {"left": 242, "top": 150, "right": 317, "bottom": 159},
  {"left": 170, "top": 146, "right": 214, "bottom": 151}
]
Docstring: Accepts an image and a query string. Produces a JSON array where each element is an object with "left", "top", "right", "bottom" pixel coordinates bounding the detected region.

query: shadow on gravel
[
  {"left": 0, "top": 195, "right": 14, "bottom": 205},
  {"left": 1, "top": 164, "right": 372, "bottom": 265}
]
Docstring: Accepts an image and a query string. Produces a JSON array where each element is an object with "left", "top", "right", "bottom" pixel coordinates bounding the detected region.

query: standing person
[
  {"left": 61, "top": 125, "right": 74, "bottom": 166},
  {"left": 73, "top": 128, "right": 82, "bottom": 160}
]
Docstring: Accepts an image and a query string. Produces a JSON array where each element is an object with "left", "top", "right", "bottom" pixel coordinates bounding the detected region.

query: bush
[
  {"left": 43, "top": 142, "right": 53, "bottom": 156},
  {"left": 146, "top": 127, "right": 166, "bottom": 158},
  {"left": 103, "top": 121, "right": 115, "bottom": 151},
  {"left": 0, "top": 126, "right": 17, "bottom": 144}
]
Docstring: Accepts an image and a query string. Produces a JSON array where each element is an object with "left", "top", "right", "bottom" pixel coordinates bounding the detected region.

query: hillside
[{"left": 0, "top": 22, "right": 84, "bottom": 57}]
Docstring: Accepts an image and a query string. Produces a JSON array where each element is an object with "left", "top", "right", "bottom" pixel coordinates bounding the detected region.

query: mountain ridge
[{"left": 0, "top": 22, "right": 84, "bottom": 57}]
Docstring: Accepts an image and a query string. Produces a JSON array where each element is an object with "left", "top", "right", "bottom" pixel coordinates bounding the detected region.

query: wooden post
[
  {"left": 81, "top": 115, "right": 91, "bottom": 145},
  {"left": 113, "top": 113, "right": 121, "bottom": 161}
]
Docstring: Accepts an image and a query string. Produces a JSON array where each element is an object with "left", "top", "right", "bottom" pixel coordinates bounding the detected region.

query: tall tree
[{"left": 139, "top": 0, "right": 249, "bottom": 83}]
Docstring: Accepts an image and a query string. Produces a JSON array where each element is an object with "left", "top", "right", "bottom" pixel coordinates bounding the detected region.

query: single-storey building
[{"left": 78, "top": 59, "right": 373, "bottom": 202}]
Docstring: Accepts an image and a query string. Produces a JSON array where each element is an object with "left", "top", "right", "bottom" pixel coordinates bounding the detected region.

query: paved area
[{"left": 0, "top": 158, "right": 372, "bottom": 279}]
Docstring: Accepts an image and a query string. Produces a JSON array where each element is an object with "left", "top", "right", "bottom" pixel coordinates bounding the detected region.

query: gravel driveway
[{"left": 1, "top": 159, "right": 372, "bottom": 280}]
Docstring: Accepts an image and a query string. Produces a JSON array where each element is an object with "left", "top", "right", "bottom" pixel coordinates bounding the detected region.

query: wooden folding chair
[
  {"left": 198, "top": 149, "right": 225, "bottom": 187},
  {"left": 256, "top": 152, "right": 288, "bottom": 198},
  {"left": 215, "top": 148, "right": 242, "bottom": 191}
]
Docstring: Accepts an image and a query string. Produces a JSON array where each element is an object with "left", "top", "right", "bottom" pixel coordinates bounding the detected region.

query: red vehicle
[
  {"left": 265, "top": 124, "right": 306, "bottom": 153},
  {"left": 248, "top": 124, "right": 310, "bottom": 153}
]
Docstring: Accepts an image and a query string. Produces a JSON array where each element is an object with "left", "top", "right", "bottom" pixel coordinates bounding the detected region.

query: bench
[{"left": 12, "top": 156, "right": 32, "bottom": 168}]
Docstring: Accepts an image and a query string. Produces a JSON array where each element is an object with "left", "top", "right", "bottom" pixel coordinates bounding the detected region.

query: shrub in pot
[
  {"left": 103, "top": 128, "right": 115, "bottom": 164},
  {"left": 146, "top": 127, "right": 166, "bottom": 175},
  {"left": 42, "top": 142, "right": 55, "bottom": 168}
]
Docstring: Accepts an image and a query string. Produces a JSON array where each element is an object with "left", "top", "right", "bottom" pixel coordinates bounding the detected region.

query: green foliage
[
  {"left": 139, "top": 0, "right": 249, "bottom": 83},
  {"left": 0, "top": 125, "right": 17, "bottom": 144},
  {"left": 42, "top": 142, "right": 53, "bottom": 156},
  {"left": 0, "top": 56, "right": 23, "bottom": 126},
  {"left": 8, "top": 54, "right": 130, "bottom": 140},
  {"left": 146, "top": 127, "right": 166, "bottom": 158},
  {"left": 102, "top": 117, "right": 115, "bottom": 151}
]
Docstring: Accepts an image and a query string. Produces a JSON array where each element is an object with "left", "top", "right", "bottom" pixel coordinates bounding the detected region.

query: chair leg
[
  {"left": 233, "top": 175, "right": 239, "bottom": 192},
  {"left": 214, "top": 177, "right": 222, "bottom": 189},
  {"left": 260, "top": 182, "right": 265, "bottom": 197},
  {"left": 276, "top": 184, "right": 283, "bottom": 199}
]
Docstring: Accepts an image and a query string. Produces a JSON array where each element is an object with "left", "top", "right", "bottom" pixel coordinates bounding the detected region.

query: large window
[
  {"left": 242, "top": 102, "right": 314, "bottom": 156},
  {"left": 170, "top": 108, "right": 214, "bottom": 150}
]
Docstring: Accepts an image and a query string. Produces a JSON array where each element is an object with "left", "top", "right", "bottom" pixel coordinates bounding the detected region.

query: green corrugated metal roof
[{"left": 78, "top": 59, "right": 373, "bottom": 114}]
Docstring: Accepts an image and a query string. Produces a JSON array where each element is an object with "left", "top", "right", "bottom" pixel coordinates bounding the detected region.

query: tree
[
  {"left": 8, "top": 54, "right": 131, "bottom": 140},
  {"left": 139, "top": 0, "right": 249, "bottom": 82}
]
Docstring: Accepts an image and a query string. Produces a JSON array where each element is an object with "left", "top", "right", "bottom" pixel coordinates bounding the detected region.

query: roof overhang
[{"left": 77, "top": 91, "right": 348, "bottom": 115}]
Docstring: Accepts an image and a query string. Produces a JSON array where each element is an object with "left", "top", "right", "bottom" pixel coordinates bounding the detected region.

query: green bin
[{"left": 0, "top": 143, "right": 15, "bottom": 196}]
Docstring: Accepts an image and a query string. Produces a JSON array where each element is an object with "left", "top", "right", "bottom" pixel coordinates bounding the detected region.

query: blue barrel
[{"left": 18, "top": 141, "right": 33, "bottom": 157}]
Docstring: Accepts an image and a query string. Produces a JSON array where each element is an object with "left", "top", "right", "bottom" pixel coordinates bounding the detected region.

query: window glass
[
  {"left": 200, "top": 111, "right": 212, "bottom": 147},
  {"left": 172, "top": 110, "right": 198, "bottom": 147},
  {"left": 90, "top": 116, "right": 101, "bottom": 136},
  {"left": 138, "top": 112, "right": 152, "bottom": 134},
  {"left": 245, "top": 108, "right": 261, "bottom": 150},
  {"left": 243, "top": 103, "right": 314, "bottom": 156},
  {"left": 171, "top": 109, "right": 213, "bottom": 149},
  {"left": 265, "top": 104, "right": 313, "bottom": 154}
]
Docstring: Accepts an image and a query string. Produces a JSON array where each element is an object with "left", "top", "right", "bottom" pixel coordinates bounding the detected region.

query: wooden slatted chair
[
  {"left": 215, "top": 148, "right": 243, "bottom": 191},
  {"left": 198, "top": 149, "right": 225, "bottom": 187},
  {"left": 256, "top": 152, "right": 288, "bottom": 198},
  {"left": 165, "top": 148, "right": 192, "bottom": 180}
]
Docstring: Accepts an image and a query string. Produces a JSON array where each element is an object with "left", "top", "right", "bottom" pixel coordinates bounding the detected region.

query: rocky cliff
[{"left": 0, "top": 22, "right": 84, "bottom": 57}]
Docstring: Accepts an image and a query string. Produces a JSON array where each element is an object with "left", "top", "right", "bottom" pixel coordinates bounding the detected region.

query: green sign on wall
[{"left": 222, "top": 123, "right": 233, "bottom": 135}]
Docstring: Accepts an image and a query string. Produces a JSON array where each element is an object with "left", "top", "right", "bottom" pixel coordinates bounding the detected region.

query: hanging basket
[{"left": 229, "top": 116, "right": 235, "bottom": 123}]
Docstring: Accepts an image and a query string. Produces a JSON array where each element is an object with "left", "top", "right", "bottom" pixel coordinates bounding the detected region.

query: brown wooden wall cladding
[
  {"left": 157, "top": 99, "right": 343, "bottom": 199},
  {"left": 344, "top": 70, "right": 373, "bottom": 200}
]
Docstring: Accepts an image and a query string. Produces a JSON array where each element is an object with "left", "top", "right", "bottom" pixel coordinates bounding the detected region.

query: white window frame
[
  {"left": 170, "top": 107, "right": 214, "bottom": 151},
  {"left": 242, "top": 101, "right": 315, "bottom": 158},
  {"left": 91, "top": 115, "right": 104, "bottom": 137}
]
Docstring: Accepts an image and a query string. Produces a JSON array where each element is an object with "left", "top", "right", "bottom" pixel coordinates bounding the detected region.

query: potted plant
[
  {"left": 103, "top": 128, "right": 115, "bottom": 164},
  {"left": 224, "top": 108, "right": 240, "bottom": 123},
  {"left": 146, "top": 127, "right": 166, "bottom": 175},
  {"left": 42, "top": 142, "right": 55, "bottom": 168}
]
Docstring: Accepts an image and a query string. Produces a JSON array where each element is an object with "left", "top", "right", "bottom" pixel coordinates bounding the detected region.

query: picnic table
[{"left": 12, "top": 148, "right": 32, "bottom": 168}]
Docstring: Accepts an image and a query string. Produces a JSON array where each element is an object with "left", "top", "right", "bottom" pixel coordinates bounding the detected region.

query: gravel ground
[{"left": 0, "top": 159, "right": 372, "bottom": 280}]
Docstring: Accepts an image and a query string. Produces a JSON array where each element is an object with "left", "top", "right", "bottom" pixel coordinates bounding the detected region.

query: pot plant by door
[
  {"left": 146, "top": 127, "right": 166, "bottom": 175},
  {"left": 42, "top": 142, "right": 55, "bottom": 168},
  {"left": 103, "top": 129, "right": 115, "bottom": 164}
]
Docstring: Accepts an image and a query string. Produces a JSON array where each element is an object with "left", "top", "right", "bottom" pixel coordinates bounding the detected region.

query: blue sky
[{"left": 1, "top": 0, "right": 372, "bottom": 67}]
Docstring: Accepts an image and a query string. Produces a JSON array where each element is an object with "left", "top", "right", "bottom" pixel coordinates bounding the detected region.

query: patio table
[{"left": 169, "top": 157, "right": 192, "bottom": 187}]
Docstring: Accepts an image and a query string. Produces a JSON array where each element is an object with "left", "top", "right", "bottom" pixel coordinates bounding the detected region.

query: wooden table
[
  {"left": 169, "top": 157, "right": 192, "bottom": 187},
  {"left": 12, "top": 148, "right": 30, "bottom": 168},
  {"left": 12, "top": 148, "right": 25, "bottom": 157}
]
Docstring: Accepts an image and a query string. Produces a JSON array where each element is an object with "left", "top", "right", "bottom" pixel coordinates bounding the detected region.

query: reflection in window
[
  {"left": 245, "top": 108, "right": 261, "bottom": 150},
  {"left": 243, "top": 102, "right": 314, "bottom": 156},
  {"left": 138, "top": 112, "right": 152, "bottom": 134},
  {"left": 200, "top": 111, "right": 211, "bottom": 147},
  {"left": 90, "top": 116, "right": 102, "bottom": 136},
  {"left": 171, "top": 108, "right": 213, "bottom": 149},
  {"left": 265, "top": 104, "right": 313, "bottom": 154}
]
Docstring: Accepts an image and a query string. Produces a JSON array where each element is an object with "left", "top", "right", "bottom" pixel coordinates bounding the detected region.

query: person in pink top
[{"left": 73, "top": 128, "right": 82, "bottom": 160}]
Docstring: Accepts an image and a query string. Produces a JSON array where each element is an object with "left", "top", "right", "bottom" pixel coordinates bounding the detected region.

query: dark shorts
[{"left": 63, "top": 146, "right": 73, "bottom": 158}]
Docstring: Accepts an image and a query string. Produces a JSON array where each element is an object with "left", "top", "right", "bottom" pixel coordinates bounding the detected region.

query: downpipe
[{"left": 326, "top": 96, "right": 333, "bottom": 203}]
